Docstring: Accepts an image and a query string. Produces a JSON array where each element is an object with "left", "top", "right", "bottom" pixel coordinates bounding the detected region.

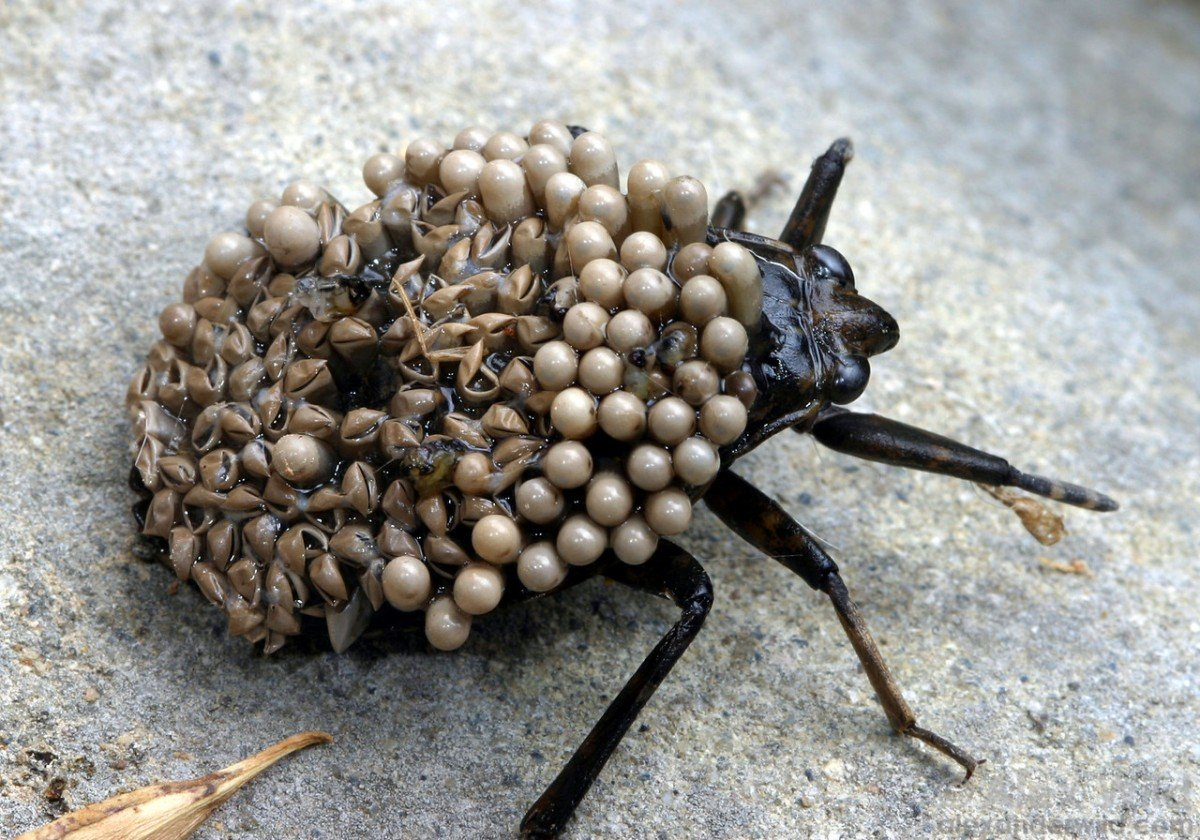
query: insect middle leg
[
  {"left": 521, "top": 545, "right": 714, "bottom": 838},
  {"left": 704, "top": 468, "right": 982, "bottom": 779}
]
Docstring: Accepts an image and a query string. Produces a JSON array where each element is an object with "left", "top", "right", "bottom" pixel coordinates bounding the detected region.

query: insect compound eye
[
  {"left": 830, "top": 354, "right": 870, "bottom": 404},
  {"left": 804, "top": 244, "right": 856, "bottom": 290}
]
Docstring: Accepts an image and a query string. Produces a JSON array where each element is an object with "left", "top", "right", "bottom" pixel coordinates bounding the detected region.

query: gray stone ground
[{"left": 1, "top": 1, "right": 1197, "bottom": 837}]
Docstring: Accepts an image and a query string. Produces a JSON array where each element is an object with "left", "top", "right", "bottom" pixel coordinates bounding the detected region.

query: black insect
[
  {"left": 508, "top": 139, "right": 1114, "bottom": 836},
  {"left": 127, "top": 125, "right": 1117, "bottom": 838}
]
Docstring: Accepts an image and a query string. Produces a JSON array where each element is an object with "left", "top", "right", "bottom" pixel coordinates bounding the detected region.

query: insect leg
[
  {"left": 809, "top": 409, "right": 1118, "bottom": 512},
  {"left": 520, "top": 546, "right": 713, "bottom": 838},
  {"left": 705, "top": 468, "right": 982, "bottom": 780},
  {"left": 779, "top": 138, "right": 854, "bottom": 251},
  {"left": 712, "top": 190, "right": 748, "bottom": 229}
]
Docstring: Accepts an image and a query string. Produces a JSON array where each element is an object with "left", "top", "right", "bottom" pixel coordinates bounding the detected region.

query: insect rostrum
[{"left": 127, "top": 120, "right": 1117, "bottom": 837}]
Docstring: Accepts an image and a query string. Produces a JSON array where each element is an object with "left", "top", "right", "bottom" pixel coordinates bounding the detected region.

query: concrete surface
[{"left": 1, "top": 1, "right": 1197, "bottom": 837}]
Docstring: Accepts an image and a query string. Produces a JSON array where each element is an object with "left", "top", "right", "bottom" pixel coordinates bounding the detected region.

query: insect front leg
[
  {"left": 808, "top": 408, "right": 1119, "bottom": 512},
  {"left": 704, "top": 468, "right": 983, "bottom": 780},
  {"left": 521, "top": 546, "right": 714, "bottom": 838},
  {"left": 779, "top": 137, "right": 854, "bottom": 251}
]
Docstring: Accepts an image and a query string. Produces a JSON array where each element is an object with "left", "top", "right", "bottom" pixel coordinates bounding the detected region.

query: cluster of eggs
[{"left": 128, "top": 120, "right": 764, "bottom": 654}]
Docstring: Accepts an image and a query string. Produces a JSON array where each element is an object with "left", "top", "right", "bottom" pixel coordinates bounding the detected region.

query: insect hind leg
[{"left": 520, "top": 546, "right": 713, "bottom": 838}]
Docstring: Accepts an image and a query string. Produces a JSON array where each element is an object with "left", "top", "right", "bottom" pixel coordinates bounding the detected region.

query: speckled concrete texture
[{"left": 1, "top": 1, "right": 1197, "bottom": 837}]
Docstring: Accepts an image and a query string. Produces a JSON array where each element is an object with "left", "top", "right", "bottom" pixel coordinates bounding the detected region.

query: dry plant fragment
[
  {"left": 17, "top": 731, "right": 332, "bottom": 840},
  {"left": 979, "top": 484, "right": 1066, "bottom": 545}
]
